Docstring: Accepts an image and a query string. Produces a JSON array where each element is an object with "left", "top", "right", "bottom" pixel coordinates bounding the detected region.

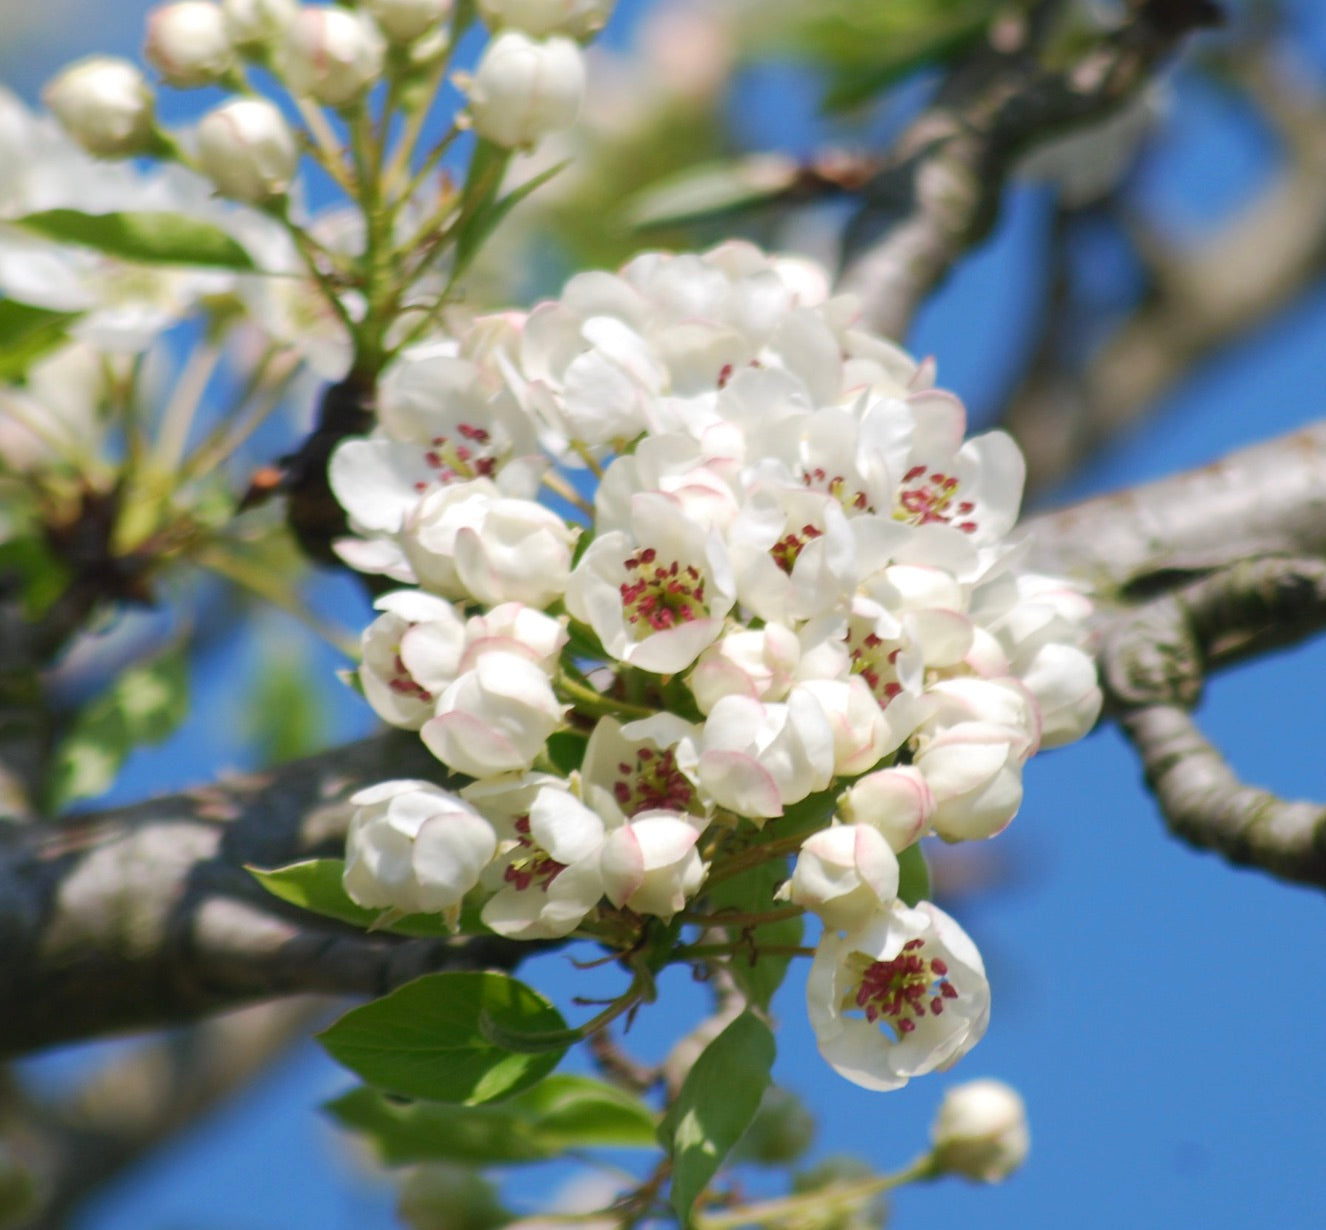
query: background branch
[{"left": 839, "top": 0, "right": 1222, "bottom": 338}]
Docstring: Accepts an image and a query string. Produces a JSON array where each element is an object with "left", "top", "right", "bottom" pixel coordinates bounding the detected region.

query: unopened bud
[
  {"left": 280, "top": 6, "right": 386, "bottom": 107},
  {"left": 222, "top": 0, "right": 297, "bottom": 53},
  {"left": 145, "top": 1, "right": 234, "bottom": 87},
  {"left": 43, "top": 56, "right": 157, "bottom": 158},
  {"left": 468, "top": 31, "right": 584, "bottom": 150},
  {"left": 196, "top": 96, "right": 298, "bottom": 203},
  {"left": 929, "top": 1079, "right": 1030, "bottom": 1183},
  {"left": 362, "top": 0, "right": 454, "bottom": 44},
  {"left": 477, "top": 0, "right": 614, "bottom": 40}
]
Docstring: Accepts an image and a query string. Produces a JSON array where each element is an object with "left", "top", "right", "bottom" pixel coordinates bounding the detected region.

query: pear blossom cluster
[{"left": 329, "top": 240, "right": 1103, "bottom": 1092}]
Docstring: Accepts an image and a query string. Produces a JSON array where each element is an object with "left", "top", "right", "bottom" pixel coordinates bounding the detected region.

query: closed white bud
[
  {"left": 468, "top": 31, "right": 584, "bottom": 149},
  {"left": 43, "top": 56, "right": 157, "bottom": 158},
  {"left": 196, "top": 96, "right": 298, "bottom": 203},
  {"left": 929, "top": 1079, "right": 1029, "bottom": 1182},
  {"left": 280, "top": 6, "right": 386, "bottom": 107},
  {"left": 477, "top": 0, "right": 613, "bottom": 39},
  {"left": 363, "top": 0, "right": 453, "bottom": 43},
  {"left": 145, "top": 2, "right": 234, "bottom": 87},
  {"left": 222, "top": 0, "right": 297, "bottom": 52}
]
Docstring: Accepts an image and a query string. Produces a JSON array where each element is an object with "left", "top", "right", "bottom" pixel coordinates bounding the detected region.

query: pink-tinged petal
[
  {"left": 698, "top": 749, "right": 783, "bottom": 819},
  {"left": 421, "top": 710, "right": 525, "bottom": 777},
  {"left": 599, "top": 825, "right": 645, "bottom": 907}
]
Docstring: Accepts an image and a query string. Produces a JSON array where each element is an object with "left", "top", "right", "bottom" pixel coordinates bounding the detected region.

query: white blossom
[
  {"left": 196, "top": 97, "right": 298, "bottom": 204},
  {"left": 343, "top": 780, "right": 497, "bottom": 927},
  {"left": 929, "top": 1078, "right": 1030, "bottom": 1182},
  {"left": 145, "top": 2, "right": 235, "bottom": 87},
  {"left": 676, "top": 691, "right": 835, "bottom": 821},
  {"left": 420, "top": 651, "right": 565, "bottom": 778},
  {"left": 279, "top": 6, "right": 386, "bottom": 106},
  {"left": 807, "top": 900, "right": 989, "bottom": 1091},
  {"left": 599, "top": 810, "right": 705, "bottom": 920},
  {"left": 363, "top": 0, "right": 453, "bottom": 43},
  {"left": 468, "top": 31, "right": 585, "bottom": 149},
  {"left": 477, "top": 0, "right": 614, "bottom": 39},
  {"left": 463, "top": 776, "right": 606, "bottom": 939},
  {"left": 778, "top": 823, "right": 899, "bottom": 932},
  {"left": 43, "top": 57, "right": 156, "bottom": 158}
]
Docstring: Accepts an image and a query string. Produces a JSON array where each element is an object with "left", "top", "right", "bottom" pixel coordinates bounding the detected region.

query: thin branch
[
  {"left": 839, "top": 0, "right": 1222, "bottom": 338},
  {"left": 1103, "top": 557, "right": 1326, "bottom": 887}
]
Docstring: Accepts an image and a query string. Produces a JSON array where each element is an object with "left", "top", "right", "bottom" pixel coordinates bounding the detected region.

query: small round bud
[
  {"left": 362, "top": 0, "right": 453, "bottom": 44},
  {"left": 43, "top": 56, "right": 157, "bottom": 158},
  {"left": 145, "top": 2, "right": 234, "bottom": 87},
  {"left": 929, "top": 1079, "right": 1030, "bottom": 1183},
  {"left": 477, "top": 0, "right": 613, "bottom": 40},
  {"left": 221, "top": 0, "right": 297, "bottom": 53},
  {"left": 468, "top": 31, "right": 584, "bottom": 150},
  {"left": 196, "top": 96, "right": 298, "bottom": 203},
  {"left": 280, "top": 6, "right": 386, "bottom": 107}
]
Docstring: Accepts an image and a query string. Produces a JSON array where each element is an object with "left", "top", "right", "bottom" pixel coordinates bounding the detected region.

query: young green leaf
[
  {"left": 627, "top": 155, "right": 799, "bottom": 231},
  {"left": 12, "top": 210, "right": 257, "bottom": 270},
  {"left": 248, "top": 860, "right": 457, "bottom": 937},
  {"left": 0, "top": 300, "right": 81, "bottom": 382},
  {"left": 326, "top": 1073, "right": 657, "bottom": 1166},
  {"left": 897, "top": 841, "right": 931, "bottom": 907},
  {"left": 318, "top": 971, "right": 568, "bottom": 1104},
  {"left": 660, "top": 1011, "right": 776, "bottom": 1225}
]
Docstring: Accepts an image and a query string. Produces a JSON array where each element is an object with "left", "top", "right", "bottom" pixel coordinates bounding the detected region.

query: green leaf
[
  {"left": 12, "top": 210, "right": 257, "bottom": 270},
  {"left": 46, "top": 644, "right": 189, "bottom": 810},
  {"left": 705, "top": 858, "right": 802, "bottom": 1010},
  {"left": 0, "top": 536, "right": 71, "bottom": 620},
  {"left": 660, "top": 1012, "right": 776, "bottom": 1225},
  {"left": 327, "top": 1074, "right": 657, "bottom": 1166},
  {"left": 452, "top": 156, "right": 568, "bottom": 285},
  {"left": 756, "top": 0, "right": 1017, "bottom": 111},
  {"left": 318, "top": 971, "right": 568, "bottom": 1104},
  {"left": 0, "top": 300, "right": 81, "bottom": 382},
  {"left": 628, "top": 155, "right": 800, "bottom": 230},
  {"left": 248, "top": 859, "right": 458, "bottom": 937},
  {"left": 897, "top": 841, "right": 931, "bottom": 907}
]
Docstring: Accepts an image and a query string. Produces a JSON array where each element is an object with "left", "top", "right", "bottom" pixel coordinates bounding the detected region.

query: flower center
[
  {"left": 846, "top": 628, "right": 903, "bottom": 707},
  {"left": 612, "top": 745, "right": 696, "bottom": 816},
  {"left": 846, "top": 937, "right": 959, "bottom": 1038},
  {"left": 771, "top": 523, "right": 823, "bottom": 575},
  {"left": 411, "top": 423, "right": 498, "bottom": 493},
  {"left": 895, "top": 466, "right": 977, "bottom": 533},
  {"left": 620, "top": 547, "right": 708, "bottom": 634},
  {"left": 801, "top": 466, "right": 872, "bottom": 515},
  {"left": 502, "top": 815, "right": 566, "bottom": 893}
]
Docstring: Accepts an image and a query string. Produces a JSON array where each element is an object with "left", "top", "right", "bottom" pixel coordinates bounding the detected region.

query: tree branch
[
  {"left": 1102, "top": 557, "right": 1326, "bottom": 887},
  {"left": 839, "top": 0, "right": 1222, "bottom": 338},
  {"left": 0, "top": 730, "right": 526, "bottom": 1058}
]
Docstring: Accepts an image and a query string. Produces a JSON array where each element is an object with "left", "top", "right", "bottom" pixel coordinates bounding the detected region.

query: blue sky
[{"left": 8, "top": 2, "right": 1326, "bottom": 1227}]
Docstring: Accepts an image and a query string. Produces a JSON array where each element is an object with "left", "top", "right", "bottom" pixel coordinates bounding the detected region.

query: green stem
[
  {"left": 555, "top": 670, "right": 659, "bottom": 722},
  {"left": 694, "top": 1157, "right": 935, "bottom": 1230}
]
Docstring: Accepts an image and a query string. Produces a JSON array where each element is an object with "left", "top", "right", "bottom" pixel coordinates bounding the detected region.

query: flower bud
[
  {"left": 929, "top": 1079, "right": 1029, "bottom": 1182},
  {"left": 222, "top": 0, "right": 297, "bottom": 53},
  {"left": 363, "top": 0, "right": 453, "bottom": 43},
  {"left": 468, "top": 31, "right": 584, "bottom": 150},
  {"left": 280, "top": 6, "right": 386, "bottom": 107},
  {"left": 477, "top": 0, "right": 614, "bottom": 40},
  {"left": 196, "top": 96, "right": 298, "bottom": 204},
  {"left": 43, "top": 57, "right": 156, "bottom": 158},
  {"left": 145, "top": 2, "right": 234, "bottom": 87},
  {"left": 343, "top": 780, "right": 497, "bottom": 926}
]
